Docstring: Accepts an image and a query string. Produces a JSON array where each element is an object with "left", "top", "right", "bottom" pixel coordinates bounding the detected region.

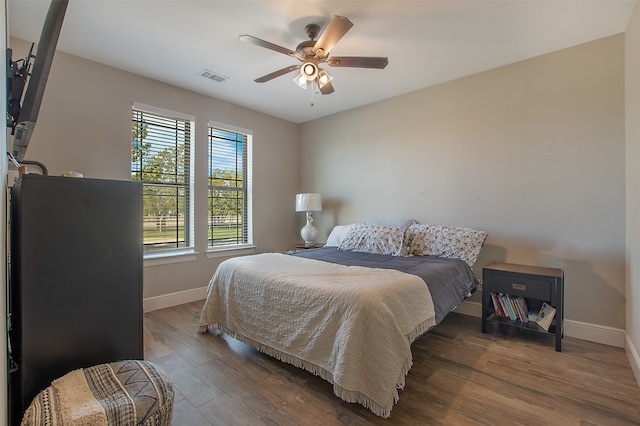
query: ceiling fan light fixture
[
  {"left": 300, "top": 61, "right": 318, "bottom": 81},
  {"left": 317, "top": 69, "right": 333, "bottom": 88},
  {"left": 293, "top": 74, "right": 309, "bottom": 89}
]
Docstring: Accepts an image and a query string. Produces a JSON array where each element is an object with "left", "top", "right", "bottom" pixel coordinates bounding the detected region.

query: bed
[{"left": 199, "top": 222, "right": 486, "bottom": 417}]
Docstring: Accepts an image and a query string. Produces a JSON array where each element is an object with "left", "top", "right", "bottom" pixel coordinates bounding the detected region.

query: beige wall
[
  {"left": 8, "top": 37, "right": 300, "bottom": 299},
  {"left": 626, "top": 1, "right": 640, "bottom": 379},
  {"left": 300, "top": 34, "right": 626, "bottom": 329}
]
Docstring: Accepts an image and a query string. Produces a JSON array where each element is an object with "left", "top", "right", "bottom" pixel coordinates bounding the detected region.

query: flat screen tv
[{"left": 7, "top": 0, "right": 68, "bottom": 162}]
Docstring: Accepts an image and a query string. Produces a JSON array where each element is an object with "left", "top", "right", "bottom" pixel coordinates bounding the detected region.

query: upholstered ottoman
[{"left": 21, "top": 360, "right": 174, "bottom": 426}]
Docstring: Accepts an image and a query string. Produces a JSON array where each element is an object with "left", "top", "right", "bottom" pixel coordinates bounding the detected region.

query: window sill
[
  {"left": 206, "top": 245, "right": 256, "bottom": 259},
  {"left": 144, "top": 249, "right": 198, "bottom": 267}
]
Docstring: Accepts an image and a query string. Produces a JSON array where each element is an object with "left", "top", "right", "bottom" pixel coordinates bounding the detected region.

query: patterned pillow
[
  {"left": 338, "top": 223, "right": 410, "bottom": 256},
  {"left": 409, "top": 224, "right": 487, "bottom": 267}
]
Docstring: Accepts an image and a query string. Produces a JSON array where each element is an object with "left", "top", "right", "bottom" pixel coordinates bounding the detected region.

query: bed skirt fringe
[{"left": 199, "top": 317, "right": 436, "bottom": 418}]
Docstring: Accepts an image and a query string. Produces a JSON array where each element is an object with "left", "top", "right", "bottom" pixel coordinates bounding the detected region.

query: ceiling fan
[{"left": 239, "top": 15, "right": 388, "bottom": 95}]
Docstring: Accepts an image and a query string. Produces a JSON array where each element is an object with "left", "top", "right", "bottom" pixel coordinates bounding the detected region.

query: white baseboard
[
  {"left": 143, "top": 287, "right": 207, "bottom": 313},
  {"left": 564, "top": 319, "right": 625, "bottom": 348},
  {"left": 626, "top": 334, "right": 640, "bottom": 387},
  {"left": 453, "top": 299, "right": 626, "bottom": 348}
]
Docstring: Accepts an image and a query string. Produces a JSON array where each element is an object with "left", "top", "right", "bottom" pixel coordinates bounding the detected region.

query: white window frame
[
  {"left": 206, "top": 120, "right": 253, "bottom": 254},
  {"left": 131, "top": 102, "right": 195, "bottom": 259}
]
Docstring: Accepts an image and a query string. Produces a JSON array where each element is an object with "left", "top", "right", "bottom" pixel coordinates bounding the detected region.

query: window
[
  {"left": 132, "top": 104, "right": 194, "bottom": 254},
  {"left": 207, "top": 122, "right": 252, "bottom": 249}
]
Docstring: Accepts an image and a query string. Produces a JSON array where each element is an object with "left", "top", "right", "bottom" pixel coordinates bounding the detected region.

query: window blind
[
  {"left": 132, "top": 107, "right": 193, "bottom": 252},
  {"left": 207, "top": 125, "right": 251, "bottom": 247}
]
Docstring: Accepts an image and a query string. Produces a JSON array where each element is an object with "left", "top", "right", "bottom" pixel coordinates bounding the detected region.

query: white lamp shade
[{"left": 295, "top": 193, "right": 322, "bottom": 212}]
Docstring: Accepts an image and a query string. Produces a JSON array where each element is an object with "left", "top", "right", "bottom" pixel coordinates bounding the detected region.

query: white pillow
[{"left": 325, "top": 224, "right": 354, "bottom": 247}]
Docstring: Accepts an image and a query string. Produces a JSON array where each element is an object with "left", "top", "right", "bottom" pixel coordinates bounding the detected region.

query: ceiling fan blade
[
  {"left": 319, "top": 81, "right": 335, "bottom": 95},
  {"left": 327, "top": 56, "right": 389, "bottom": 69},
  {"left": 254, "top": 65, "right": 300, "bottom": 83},
  {"left": 313, "top": 15, "right": 353, "bottom": 58},
  {"left": 239, "top": 35, "right": 299, "bottom": 58}
]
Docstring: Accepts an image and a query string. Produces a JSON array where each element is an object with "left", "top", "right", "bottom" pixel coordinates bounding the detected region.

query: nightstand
[{"left": 482, "top": 262, "right": 564, "bottom": 351}]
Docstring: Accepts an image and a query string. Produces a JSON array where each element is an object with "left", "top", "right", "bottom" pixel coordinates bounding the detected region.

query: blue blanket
[{"left": 289, "top": 247, "right": 478, "bottom": 324}]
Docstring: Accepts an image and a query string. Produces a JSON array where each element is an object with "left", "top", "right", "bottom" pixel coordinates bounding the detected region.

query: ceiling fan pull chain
[{"left": 310, "top": 81, "right": 315, "bottom": 106}]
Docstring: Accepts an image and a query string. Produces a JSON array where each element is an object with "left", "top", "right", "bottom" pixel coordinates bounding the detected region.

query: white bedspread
[{"left": 198, "top": 253, "right": 436, "bottom": 417}]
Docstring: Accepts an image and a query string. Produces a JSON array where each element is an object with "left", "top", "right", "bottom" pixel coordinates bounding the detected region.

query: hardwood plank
[
  {"left": 171, "top": 399, "right": 212, "bottom": 426},
  {"left": 144, "top": 302, "right": 640, "bottom": 425},
  {"left": 154, "top": 353, "right": 225, "bottom": 408},
  {"left": 197, "top": 394, "right": 263, "bottom": 425}
]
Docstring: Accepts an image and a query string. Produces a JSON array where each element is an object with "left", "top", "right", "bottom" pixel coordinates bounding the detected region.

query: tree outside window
[
  {"left": 132, "top": 107, "right": 193, "bottom": 253},
  {"left": 208, "top": 124, "right": 252, "bottom": 248}
]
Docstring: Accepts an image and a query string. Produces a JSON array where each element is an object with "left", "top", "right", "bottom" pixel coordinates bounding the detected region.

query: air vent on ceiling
[{"left": 198, "top": 69, "right": 228, "bottom": 83}]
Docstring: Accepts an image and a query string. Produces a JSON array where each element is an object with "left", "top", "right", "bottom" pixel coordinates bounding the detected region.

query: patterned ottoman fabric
[{"left": 21, "top": 360, "right": 174, "bottom": 426}]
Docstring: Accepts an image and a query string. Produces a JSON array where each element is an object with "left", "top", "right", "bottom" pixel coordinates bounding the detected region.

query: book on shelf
[
  {"left": 490, "top": 292, "right": 505, "bottom": 317},
  {"left": 534, "top": 302, "right": 556, "bottom": 332},
  {"left": 490, "top": 292, "right": 529, "bottom": 322},
  {"left": 510, "top": 296, "right": 521, "bottom": 321},
  {"left": 493, "top": 292, "right": 509, "bottom": 318},
  {"left": 501, "top": 294, "right": 516, "bottom": 320},
  {"left": 515, "top": 296, "right": 529, "bottom": 323},
  {"left": 498, "top": 295, "right": 510, "bottom": 319}
]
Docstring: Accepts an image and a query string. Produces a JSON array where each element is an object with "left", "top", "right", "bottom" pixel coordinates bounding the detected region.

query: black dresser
[{"left": 8, "top": 175, "right": 144, "bottom": 423}]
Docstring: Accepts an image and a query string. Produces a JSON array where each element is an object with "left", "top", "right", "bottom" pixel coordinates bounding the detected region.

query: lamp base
[{"left": 300, "top": 212, "right": 317, "bottom": 247}]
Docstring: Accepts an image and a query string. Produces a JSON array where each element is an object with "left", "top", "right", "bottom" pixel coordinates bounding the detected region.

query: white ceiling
[{"left": 7, "top": 0, "right": 636, "bottom": 124}]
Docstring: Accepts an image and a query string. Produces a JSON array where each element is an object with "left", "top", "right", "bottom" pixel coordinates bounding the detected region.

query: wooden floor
[{"left": 144, "top": 301, "right": 640, "bottom": 425}]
